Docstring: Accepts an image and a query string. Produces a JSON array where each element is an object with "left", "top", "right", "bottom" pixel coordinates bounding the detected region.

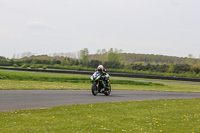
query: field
[
  {"left": 1, "top": 99, "right": 200, "bottom": 132},
  {"left": 1, "top": 69, "right": 200, "bottom": 133}
]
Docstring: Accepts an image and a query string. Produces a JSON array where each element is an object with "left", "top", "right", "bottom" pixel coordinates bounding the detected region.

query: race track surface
[{"left": 1, "top": 90, "right": 200, "bottom": 111}]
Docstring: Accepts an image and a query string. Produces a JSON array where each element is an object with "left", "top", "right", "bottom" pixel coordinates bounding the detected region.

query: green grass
[
  {"left": 1, "top": 99, "right": 200, "bottom": 132},
  {"left": 0, "top": 70, "right": 200, "bottom": 92},
  {"left": 0, "top": 70, "right": 163, "bottom": 86},
  {"left": 0, "top": 70, "right": 90, "bottom": 83},
  {"left": 0, "top": 80, "right": 90, "bottom": 90},
  {"left": 0, "top": 80, "right": 200, "bottom": 93}
]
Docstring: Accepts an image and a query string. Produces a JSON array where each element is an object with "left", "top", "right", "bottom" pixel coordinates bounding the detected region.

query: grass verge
[
  {"left": 0, "top": 99, "right": 200, "bottom": 132},
  {"left": 1, "top": 80, "right": 200, "bottom": 93},
  {"left": 1, "top": 70, "right": 200, "bottom": 92},
  {"left": 0, "top": 69, "right": 163, "bottom": 86}
]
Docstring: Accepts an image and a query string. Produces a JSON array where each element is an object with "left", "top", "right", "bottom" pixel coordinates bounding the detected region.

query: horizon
[{"left": 2, "top": 50, "right": 200, "bottom": 59}]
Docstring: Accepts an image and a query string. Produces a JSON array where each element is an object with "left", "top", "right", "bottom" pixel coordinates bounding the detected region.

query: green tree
[
  {"left": 21, "top": 64, "right": 27, "bottom": 68},
  {"left": 30, "top": 64, "right": 37, "bottom": 69},
  {"left": 101, "top": 49, "right": 107, "bottom": 54},
  {"left": 79, "top": 48, "right": 89, "bottom": 65},
  {"left": 87, "top": 60, "right": 102, "bottom": 68},
  {"left": 104, "top": 48, "right": 121, "bottom": 68},
  {"left": 186, "top": 54, "right": 195, "bottom": 64},
  {"left": 61, "top": 58, "right": 67, "bottom": 66},
  {"left": 42, "top": 65, "right": 47, "bottom": 69},
  {"left": 13, "top": 64, "right": 18, "bottom": 67},
  {"left": 96, "top": 49, "right": 101, "bottom": 54},
  {"left": 107, "top": 48, "right": 119, "bottom": 62},
  {"left": 167, "top": 64, "right": 174, "bottom": 73}
]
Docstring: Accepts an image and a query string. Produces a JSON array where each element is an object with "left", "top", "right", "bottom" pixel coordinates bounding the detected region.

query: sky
[{"left": 0, "top": 0, "right": 200, "bottom": 58}]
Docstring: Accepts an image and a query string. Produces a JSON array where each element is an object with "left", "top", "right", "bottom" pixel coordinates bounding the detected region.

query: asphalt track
[{"left": 1, "top": 90, "right": 200, "bottom": 111}]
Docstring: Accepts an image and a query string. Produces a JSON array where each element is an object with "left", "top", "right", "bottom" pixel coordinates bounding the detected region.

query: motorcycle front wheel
[
  {"left": 104, "top": 83, "right": 111, "bottom": 96},
  {"left": 91, "top": 83, "right": 98, "bottom": 96}
]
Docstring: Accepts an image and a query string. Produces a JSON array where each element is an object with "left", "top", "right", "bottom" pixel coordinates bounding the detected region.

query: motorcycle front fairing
[
  {"left": 91, "top": 72, "right": 104, "bottom": 89},
  {"left": 91, "top": 72, "right": 101, "bottom": 82}
]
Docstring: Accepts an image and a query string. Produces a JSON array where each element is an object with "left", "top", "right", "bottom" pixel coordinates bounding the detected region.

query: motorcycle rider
[{"left": 95, "top": 65, "right": 110, "bottom": 87}]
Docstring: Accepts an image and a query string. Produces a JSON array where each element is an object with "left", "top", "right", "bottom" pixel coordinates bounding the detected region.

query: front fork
[
  {"left": 95, "top": 81, "right": 104, "bottom": 92},
  {"left": 92, "top": 80, "right": 107, "bottom": 92}
]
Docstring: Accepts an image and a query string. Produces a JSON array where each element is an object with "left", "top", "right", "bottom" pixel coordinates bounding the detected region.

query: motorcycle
[{"left": 90, "top": 71, "right": 111, "bottom": 96}]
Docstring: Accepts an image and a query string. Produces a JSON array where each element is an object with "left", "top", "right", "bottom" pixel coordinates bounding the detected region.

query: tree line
[{"left": 0, "top": 48, "right": 200, "bottom": 75}]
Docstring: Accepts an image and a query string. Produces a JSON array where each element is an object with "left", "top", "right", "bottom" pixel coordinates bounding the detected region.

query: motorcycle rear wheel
[{"left": 92, "top": 83, "right": 98, "bottom": 96}]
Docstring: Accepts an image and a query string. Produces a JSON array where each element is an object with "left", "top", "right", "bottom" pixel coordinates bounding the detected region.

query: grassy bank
[
  {"left": 1, "top": 99, "right": 200, "bottom": 132},
  {"left": 1, "top": 70, "right": 200, "bottom": 92},
  {"left": 0, "top": 70, "right": 163, "bottom": 86}
]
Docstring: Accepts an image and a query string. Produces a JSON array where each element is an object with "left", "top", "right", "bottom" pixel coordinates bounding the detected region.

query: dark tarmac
[{"left": 1, "top": 90, "right": 200, "bottom": 111}]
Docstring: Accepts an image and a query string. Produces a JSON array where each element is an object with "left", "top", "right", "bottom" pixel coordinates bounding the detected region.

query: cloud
[{"left": 25, "top": 21, "right": 51, "bottom": 31}]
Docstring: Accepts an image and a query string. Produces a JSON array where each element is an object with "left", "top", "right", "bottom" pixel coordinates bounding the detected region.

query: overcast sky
[{"left": 0, "top": 0, "right": 200, "bottom": 58}]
